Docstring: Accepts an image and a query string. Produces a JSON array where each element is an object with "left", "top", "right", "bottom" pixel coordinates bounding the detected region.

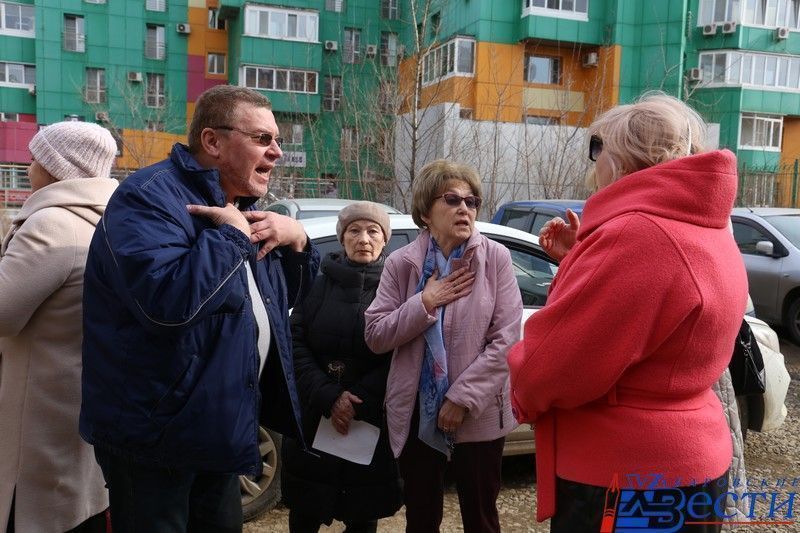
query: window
[
  {"left": 277, "top": 122, "right": 303, "bottom": 145},
  {"left": 0, "top": 112, "right": 20, "bottom": 121},
  {"left": 378, "top": 81, "right": 396, "bottom": 113},
  {"left": 242, "top": 65, "right": 318, "bottom": 94},
  {"left": 208, "top": 8, "right": 225, "bottom": 30},
  {"left": 525, "top": 55, "right": 561, "bottom": 84},
  {"left": 0, "top": 61, "right": 35, "bottom": 86},
  {"left": 85, "top": 0, "right": 106, "bottom": 3},
  {"left": 421, "top": 37, "right": 475, "bottom": 86},
  {"left": 739, "top": 113, "right": 782, "bottom": 150},
  {"left": 343, "top": 28, "right": 361, "bottom": 64},
  {"left": 85, "top": 67, "right": 105, "bottom": 103},
  {"left": 145, "top": 25, "right": 165, "bottom": 60},
  {"left": 64, "top": 14, "right": 85, "bottom": 52},
  {"left": 740, "top": 0, "right": 800, "bottom": 28},
  {"left": 430, "top": 12, "right": 441, "bottom": 37},
  {"left": 326, "top": 0, "right": 344, "bottom": 12},
  {"left": 699, "top": 0, "right": 741, "bottom": 25},
  {"left": 323, "top": 76, "right": 342, "bottom": 111},
  {"left": 208, "top": 53, "right": 226, "bottom": 74},
  {"left": 146, "top": 0, "right": 166, "bottom": 12},
  {"left": 381, "top": 0, "right": 399, "bottom": 19},
  {"left": 145, "top": 73, "right": 165, "bottom": 108},
  {"left": 244, "top": 5, "right": 318, "bottom": 43},
  {"left": 699, "top": 50, "right": 800, "bottom": 90},
  {"left": 341, "top": 127, "right": 358, "bottom": 161},
  {"left": 380, "top": 32, "right": 398, "bottom": 67},
  {"left": 732, "top": 220, "right": 773, "bottom": 254},
  {"left": 524, "top": 114, "right": 559, "bottom": 125},
  {"left": 523, "top": 0, "right": 589, "bottom": 20},
  {"left": 146, "top": 121, "right": 165, "bottom": 132},
  {"left": 0, "top": 2, "right": 35, "bottom": 37}
]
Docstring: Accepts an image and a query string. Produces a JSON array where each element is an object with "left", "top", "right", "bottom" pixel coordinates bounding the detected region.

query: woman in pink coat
[
  {"left": 365, "top": 159, "right": 522, "bottom": 533},
  {"left": 508, "top": 93, "right": 748, "bottom": 532}
]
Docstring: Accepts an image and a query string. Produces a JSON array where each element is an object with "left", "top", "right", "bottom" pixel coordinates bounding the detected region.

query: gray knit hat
[
  {"left": 29, "top": 121, "right": 117, "bottom": 180},
  {"left": 336, "top": 201, "right": 392, "bottom": 243}
]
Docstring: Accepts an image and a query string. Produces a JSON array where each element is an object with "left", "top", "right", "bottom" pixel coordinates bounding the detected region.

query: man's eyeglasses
[
  {"left": 589, "top": 135, "right": 603, "bottom": 162},
  {"left": 435, "top": 192, "right": 482, "bottom": 210},
  {"left": 212, "top": 126, "right": 283, "bottom": 148}
]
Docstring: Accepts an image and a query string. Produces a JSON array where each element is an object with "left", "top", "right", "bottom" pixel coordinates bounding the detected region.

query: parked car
[
  {"left": 491, "top": 199, "right": 586, "bottom": 236},
  {"left": 264, "top": 198, "right": 402, "bottom": 220},
  {"left": 241, "top": 214, "right": 790, "bottom": 520},
  {"left": 731, "top": 208, "right": 800, "bottom": 343}
]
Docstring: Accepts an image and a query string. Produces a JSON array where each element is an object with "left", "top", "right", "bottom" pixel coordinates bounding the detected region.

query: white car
[
  {"left": 241, "top": 215, "right": 790, "bottom": 519},
  {"left": 264, "top": 198, "right": 402, "bottom": 220}
]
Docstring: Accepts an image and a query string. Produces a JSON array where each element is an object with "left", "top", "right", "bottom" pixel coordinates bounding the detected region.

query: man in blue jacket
[{"left": 80, "top": 85, "right": 319, "bottom": 532}]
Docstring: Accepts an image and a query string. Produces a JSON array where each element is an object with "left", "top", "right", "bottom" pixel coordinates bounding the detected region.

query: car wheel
[
  {"left": 240, "top": 426, "right": 282, "bottom": 522},
  {"left": 735, "top": 395, "right": 748, "bottom": 442},
  {"left": 783, "top": 297, "right": 800, "bottom": 345}
]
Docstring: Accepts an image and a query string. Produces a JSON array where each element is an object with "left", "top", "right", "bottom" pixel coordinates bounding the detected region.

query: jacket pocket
[{"left": 149, "top": 354, "right": 202, "bottom": 421}]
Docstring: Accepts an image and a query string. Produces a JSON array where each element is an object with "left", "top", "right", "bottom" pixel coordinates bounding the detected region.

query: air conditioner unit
[
  {"left": 365, "top": 44, "right": 378, "bottom": 58},
  {"left": 722, "top": 21, "right": 737, "bottom": 34},
  {"left": 176, "top": 23, "right": 191, "bottom": 34},
  {"left": 582, "top": 52, "right": 599, "bottom": 67},
  {"left": 702, "top": 23, "right": 718, "bottom": 36},
  {"left": 128, "top": 71, "right": 143, "bottom": 82},
  {"left": 95, "top": 111, "right": 110, "bottom": 122},
  {"left": 28, "top": 85, "right": 36, "bottom": 96},
  {"left": 688, "top": 67, "right": 703, "bottom": 82},
  {"left": 324, "top": 40, "right": 338, "bottom": 51},
  {"left": 776, "top": 26, "right": 790, "bottom": 40}
]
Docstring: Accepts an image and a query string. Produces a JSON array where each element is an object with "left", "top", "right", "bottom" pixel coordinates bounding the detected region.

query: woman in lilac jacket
[{"left": 364, "top": 159, "right": 522, "bottom": 533}]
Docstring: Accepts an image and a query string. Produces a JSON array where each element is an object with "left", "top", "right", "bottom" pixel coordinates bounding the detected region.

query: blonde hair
[
  {"left": 411, "top": 159, "right": 482, "bottom": 228},
  {"left": 586, "top": 92, "right": 707, "bottom": 189}
]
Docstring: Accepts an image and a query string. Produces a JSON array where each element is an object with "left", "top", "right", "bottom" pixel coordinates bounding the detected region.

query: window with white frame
[
  {"left": 382, "top": 0, "right": 399, "bottom": 19},
  {"left": 64, "top": 14, "right": 85, "bottom": 52},
  {"left": 0, "top": 112, "right": 20, "bottom": 121},
  {"left": 146, "top": 0, "right": 166, "bottom": 12},
  {"left": 145, "top": 73, "right": 165, "bottom": 108},
  {"left": 244, "top": 5, "right": 318, "bottom": 43},
  {"left": 145, "top": 24, "right": 165, "bottom": 60},
  {"left": 524, "top": 114, "right": 559, "bottom": 125},
  {"left": 525, "top": 54, "right": 561, "bottom": 84},
  {"left": 739, "top": 113, "right": 783, "bottom": 150},
  {"left": 343, "top": 28, "right": 361, "bottom": 64},
  {"left": 323, "top": 76, "right": 342, "bottom": 111},
  {"left": 208, "top": 8, "right": 226, "bottom": 30},
  {"left": 380, "top": 32, "right": 398, "bottom": 67},
  {"left": 146, "top": 120, "right": 165, "bottom": 131},
  {"left": 208, "top": 53, "right": 226, "bottom": 74},
  {"left": 85, "top": 0, "right": 106, "bottom": 3},
  {"left": 523, "top": 0, "right": 589, "bottom": 20},
  {"left": 277, "top": 122, "right": 303, "bottom": 145},
  {"left": 742, "top": 0, "right": 800, "bottom": 29},
  {"left": 699, "top": 0, "right": 741, "bottom": 25},
  {"left": 85, "top": 67, "right": 105, "bottom": 103},
  {"left": 326, "top": 0, "right": 344, "bottom": 12},
  {"left": 421, "top": 37, "right": 475, "bottom": 86},
  {"left": 378, "top": 81, "right": 396, "bottom": 113},
  {"left": 341, "top": 127, "right": 358, "bottom": 161},
  {"left": 242, "top": 65, "right": 318, "bottom": 94},
  {"left": 699, "top": 50, "right": 800, "bottom": 90},
  {"left": 0, "top": 61, "right": 35, "bottom": 86},
  {"left": 1, "top": 1, "right": 35, "bottom": 36}
]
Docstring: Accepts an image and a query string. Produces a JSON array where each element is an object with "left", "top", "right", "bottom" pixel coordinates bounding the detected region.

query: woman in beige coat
[{"left": 0, "top": 122, "right": 118, "bottom": 532}]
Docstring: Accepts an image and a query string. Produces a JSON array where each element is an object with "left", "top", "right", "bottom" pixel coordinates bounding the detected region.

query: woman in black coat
[{"left": 282, "top": 202, "right": 402, "bottom": 533}]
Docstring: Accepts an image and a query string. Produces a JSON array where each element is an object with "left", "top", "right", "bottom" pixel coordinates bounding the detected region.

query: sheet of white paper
[{"left": 311, "top": 417, "right": 380, "bottom": 465}]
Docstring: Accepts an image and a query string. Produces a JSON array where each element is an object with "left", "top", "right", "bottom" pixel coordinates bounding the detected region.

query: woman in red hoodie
[{"left": 508, "top": 93, "right": 748, "bottom": 533}]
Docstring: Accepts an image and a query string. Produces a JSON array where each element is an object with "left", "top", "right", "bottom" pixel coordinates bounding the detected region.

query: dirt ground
[{"left": 245, "top": 339, "right": 800, "bottom": 532}]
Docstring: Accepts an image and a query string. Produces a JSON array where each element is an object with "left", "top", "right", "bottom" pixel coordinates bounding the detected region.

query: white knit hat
[{"left": 28, "top": 121, "right": 117, "bottom": 180}]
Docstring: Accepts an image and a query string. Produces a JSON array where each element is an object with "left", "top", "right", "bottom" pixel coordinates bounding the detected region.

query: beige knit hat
[
  {"left": 29, "top": 121, "right": 117, "bottom": 180},
  {"left": 336, "top": 201, "right": 392, "bottom": 243}
]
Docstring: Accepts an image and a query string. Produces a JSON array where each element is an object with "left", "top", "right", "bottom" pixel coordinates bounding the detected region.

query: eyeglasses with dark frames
[
  {"left": 435, "top": 192, "right": 482, "bottom": 210},
  {"left": 212, "top": 126, "right": 283, "bottom": 148},
  {"left": 589, "top": 135, "right": 603, "bottom": 162}
]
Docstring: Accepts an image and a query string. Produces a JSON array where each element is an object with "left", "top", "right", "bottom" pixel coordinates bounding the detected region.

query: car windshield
[
  {"left": 297, "top": 210, "right": 340, "bottom": 220},
  {"left": 765, "top": 215, "right": 800, "bottom": 250}
]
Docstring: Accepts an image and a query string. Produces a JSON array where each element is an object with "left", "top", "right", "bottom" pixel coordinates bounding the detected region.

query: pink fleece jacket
[
  {"left": 365, "top": 229, "right": 523, "bottom": 457},
  {"left": 508, "top": 150, "right": 748, "bottom": 521}
]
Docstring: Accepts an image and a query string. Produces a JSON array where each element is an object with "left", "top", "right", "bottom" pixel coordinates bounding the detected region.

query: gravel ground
[{"left": 246, "top": 339, "right": 800, "bottom": 533}]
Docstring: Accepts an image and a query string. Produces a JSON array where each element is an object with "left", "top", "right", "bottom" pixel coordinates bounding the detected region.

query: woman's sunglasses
[
  {"left": 435, "top": 192, "right": 482, "bottom": 210},
  {"left": 589, "top": 135, "right": 603, "bottom": 162}
]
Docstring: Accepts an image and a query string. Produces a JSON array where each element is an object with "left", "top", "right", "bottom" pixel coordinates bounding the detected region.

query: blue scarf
[{"left": 415, "top": 236, "right": 465, "bottom": 458}]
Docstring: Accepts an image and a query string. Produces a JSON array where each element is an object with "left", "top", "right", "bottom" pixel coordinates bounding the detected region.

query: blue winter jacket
[{"left": 79, "top": 144, "right": 319, "bottom": 475}]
